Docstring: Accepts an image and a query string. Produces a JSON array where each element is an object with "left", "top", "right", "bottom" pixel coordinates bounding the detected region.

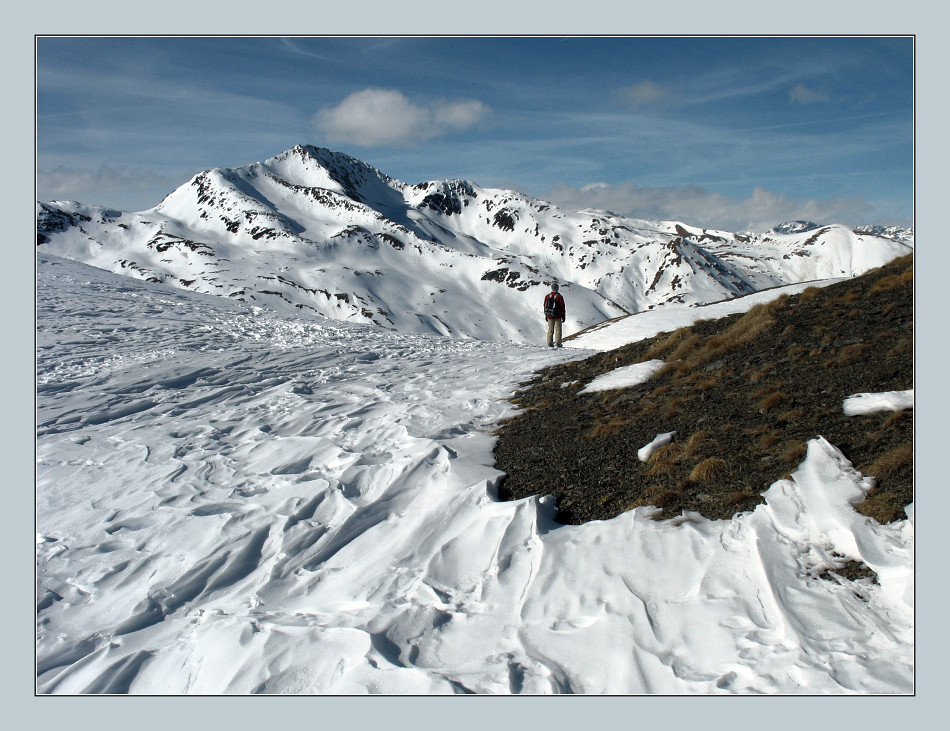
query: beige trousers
[{"left": 546, "top": 318, "right": 562, "bottom": 346}]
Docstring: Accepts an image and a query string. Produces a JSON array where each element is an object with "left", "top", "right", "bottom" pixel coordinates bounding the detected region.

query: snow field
[{"left": 36, "top": 254, "right": 913, "bottom": 694}]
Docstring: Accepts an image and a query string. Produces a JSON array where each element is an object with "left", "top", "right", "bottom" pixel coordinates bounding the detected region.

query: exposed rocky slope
[{"left": 495, "top": 254, "right": 913, "bottom": 527}]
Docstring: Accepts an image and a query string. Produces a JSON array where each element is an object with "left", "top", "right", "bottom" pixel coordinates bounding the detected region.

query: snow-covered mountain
[
  {"left": 852, "top": 224, "right": 915, "bottom": 247},
  {"left": 36, "top": 145, "right": 913, "bottom": 343}
]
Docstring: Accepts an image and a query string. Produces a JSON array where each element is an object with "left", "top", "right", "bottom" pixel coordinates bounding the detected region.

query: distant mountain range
[{"left": 36, "top": 145, "right": 914, "bottom": 343}]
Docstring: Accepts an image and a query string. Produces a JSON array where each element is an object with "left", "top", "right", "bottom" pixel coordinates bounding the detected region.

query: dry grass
[
  {"left": 826, "top": 343, "right": 867, "bottom": 367},
  {"left": 777, "top": 409, "right": 805, "bottom": 425},
  {"left": 869, "top": 269, "right": 913, "bottom": 295},
  {"left": 661, "top": 396, "right": 687, "bottom": 420},
  {"left": 863, "top": 443, "right": 913, "bottom": 483},
  {"left": 691, "top": 376, "right": 721, "bottom": 391},
  {"left": 827, "top": 289, "right": 860, "bottom": 305},
  {"left": 745, "top": 364, "right": 778, "bottom": 382},
  {"left": 723, "top": 489, "right": 756, "bottom": 506},
  {"left": 756, "top": 391, "right": 787, "bottom": 411},
  {"left": 688, "top": 457, "right": 729, "bottom": 483},
  {"left": 683, "top": 430, "right": 713, "bottom": 455},
  {"left": 646, "top": 327, "right": 694, "bottom": 360},
  {"left": 624, "top": 483, "right": 684, "bottom": 512},
  {"left": 585, "top": 417, "right": 629, "bottom": 439},
  {"left": 882, "top": 410, "right": 912, "bottom": 431},
  {"left": 798, "top": 286, "right": 821, "bottom": 303},
  {"left": 707, "top": 300, "right": 783, "bottom": 352},
  {"left": 660, "top": 300, "right": 786, "bottom": 378},
  {"left": 646, "top": 443, "right": 683, "bottom": 476},
  {"left": 856, "top": 490, "right": 910, "bottom": 524},
  {"left": 781, "top": 442, "right": 807, "bottom": 465}
]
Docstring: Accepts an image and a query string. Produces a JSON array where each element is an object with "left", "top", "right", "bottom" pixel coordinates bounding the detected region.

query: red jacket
[{"left": 543, "top": 291, "right": 565, "bottom": 320}]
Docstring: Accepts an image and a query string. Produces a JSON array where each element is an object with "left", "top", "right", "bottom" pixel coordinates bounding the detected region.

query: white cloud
[
  {"left": 314, "top": 89, "right": 490, "bottom": 148},
  {"left": 540, "top": 181, "right": 881, "bottom": 232},
  {"left": 789, "top": 83, "right": 830, "bottom": 105}
]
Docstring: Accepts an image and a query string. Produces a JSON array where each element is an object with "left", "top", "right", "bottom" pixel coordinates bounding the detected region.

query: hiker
[{"left": 543, "top": 282, "right": 566, "bottom": 347}]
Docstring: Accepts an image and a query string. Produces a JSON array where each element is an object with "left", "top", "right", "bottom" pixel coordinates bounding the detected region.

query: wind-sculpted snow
[{"left": 36, "top": 254, "right": 913, "bottom": 694}]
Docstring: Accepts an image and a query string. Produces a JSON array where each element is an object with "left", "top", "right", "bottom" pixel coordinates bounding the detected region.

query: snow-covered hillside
[
  {"left": 36, "top": 253, "right": 913, "bottom": 694},
  {"left": 36, "top": 145, "right": 913, "bottom": 343}
]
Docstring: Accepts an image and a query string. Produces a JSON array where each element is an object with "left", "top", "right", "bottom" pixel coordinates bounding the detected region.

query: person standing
[{"left": 543, "top": 282, "right": 565, "bottom": 347}]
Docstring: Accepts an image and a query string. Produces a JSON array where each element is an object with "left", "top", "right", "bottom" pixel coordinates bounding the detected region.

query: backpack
[{"left": 543, "top": 292, "right": 561, "bottom": 318}]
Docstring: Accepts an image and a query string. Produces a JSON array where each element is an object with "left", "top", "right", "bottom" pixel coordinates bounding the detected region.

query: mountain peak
[
  {"left": 264, "top": 145, "right": 404, "bottom": 201},
  {"left": 771, "top": 220, "right": 821, "bottom": 235}
]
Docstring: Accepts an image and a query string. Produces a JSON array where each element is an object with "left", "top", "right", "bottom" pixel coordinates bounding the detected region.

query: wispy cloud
[
  {"left": 313, "top": 89, "right": 491, "bottom": 148},
  {"left": 540, "top": 180, "right": 882, "bottom": 232},
  {"left": 616, "top": 80, "right": 674, "bottom": 107},
  {"left": 36, "top": 165, "right": 186, "bottom": 209},
  {"left": 789, "top": 83, "right": 831, "bottom": 105}
]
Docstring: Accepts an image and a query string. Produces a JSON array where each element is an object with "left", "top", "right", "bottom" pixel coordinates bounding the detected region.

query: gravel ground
[{"left": 494, "top": 254, "right": 913, "bottom": 526}]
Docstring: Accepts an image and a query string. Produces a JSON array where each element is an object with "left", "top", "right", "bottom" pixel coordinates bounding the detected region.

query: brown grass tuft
[
  {"left": 662, "top": 397, "right": 687, "bottom": 420},
  {"left": 723, "top": 489, "right": 756, "bottom": 506},
  {"left": 585, "top": 418, "right": 629, "bottom": 439},
  {"left": 882, "top": 410, "right": 911, "bottom": 431},
  {"left": 869, "top": 273, "right": 907, "bottom": 295},
  {"left": 856, "top": 491, "right": 909, "bottom": 524},
  {"left": 683, "top": 430, "right": 712, "bottom": 455},
  {"left": 625, "top": 483, "right": 683, "bottom": 512},
  {"left": 864, "top": 444, "right": 913, "bottom": 482},
  {"left": 781, "top": 442, "right": 807, "bottom": 465},
  {"left": 826, "top": 343, "right": 867, "bottom": 367},
  {"left": 756, "top": 391, "right": 787, "bottom": 411},
  {"left": 688, "top": 457, "right": 729, "bottom": 483},
  {"left": 646, "top": 327, "right": 695, "bottom": 360},
  {"left": 798, "top": 286, "right": 821, "bottom": 303},
  {"left": 777, "top": 409, "right": 804, "bottom": 425},
  {"left": 827, "top": 289, "right": 859, "bottom": 305},
  {"left": 649, "top": 445, "right": 679, "bottom": 461}
]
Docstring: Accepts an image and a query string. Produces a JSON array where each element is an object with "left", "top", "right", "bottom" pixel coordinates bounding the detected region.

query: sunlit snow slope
[
  {"left": 36, "top": 254, "right": 913, "bottom": 694},
  {"left": 36, "top": 145, "right": 912, "bottom": 344}
]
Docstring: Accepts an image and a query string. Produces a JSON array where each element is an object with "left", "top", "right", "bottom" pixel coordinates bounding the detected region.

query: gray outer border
[{"left": 15, "top": 3, "right": 939, "bottom": 727}]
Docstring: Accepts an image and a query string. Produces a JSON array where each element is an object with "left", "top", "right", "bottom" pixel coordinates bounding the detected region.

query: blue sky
[{"left": 35, "top": 36, "right": 913, "bottom": 231}]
